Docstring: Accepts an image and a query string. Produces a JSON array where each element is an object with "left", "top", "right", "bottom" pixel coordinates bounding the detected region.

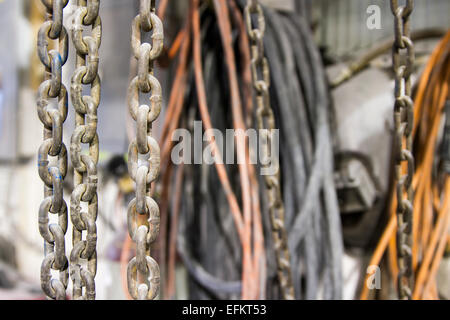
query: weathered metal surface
[
  {"left": 329, "top": 62, "right": 395, "bottom": 247},
  {"left": 36, "top": 0, "right": 70, "bottom": 300},
  {"left": 126, "top": 0, "right": 162, "bottom": 300},
  {"left": 69, "top": 0, "right": 102, "bottom": 300},
  {"left": 61, "top": 0, "right": 138, "bottom": 154}
]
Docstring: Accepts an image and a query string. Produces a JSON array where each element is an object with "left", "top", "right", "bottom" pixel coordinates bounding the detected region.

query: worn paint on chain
[
  {"left": 126, "top": 0, "right": 162, "bottom": 300},
  {"left": 37, "top": 0, "right": 70, "bottom": 300},
  {"left": 244, "top": 0, "right": 294, "bottom": 300},
  {"left": 69, "top": 0, "right": 102, "bottom": 300},
  {"left": 390, "top": 0, "right": 415, "bottom": 300}
]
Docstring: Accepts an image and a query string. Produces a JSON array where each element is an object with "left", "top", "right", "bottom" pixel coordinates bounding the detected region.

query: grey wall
[
  {"left": 0, "top": 0, "right": 19, "bottom": 160},
  {"left": 312, "top": 0, "right": 450, "bottom": 59}
]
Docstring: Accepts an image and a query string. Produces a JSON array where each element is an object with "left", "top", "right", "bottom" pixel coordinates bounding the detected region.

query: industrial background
[{"left": 0, "top": 0, "right": 449, "bottom": 300}]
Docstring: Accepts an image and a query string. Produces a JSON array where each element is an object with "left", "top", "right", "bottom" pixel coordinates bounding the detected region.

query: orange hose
[
  {"left": 157, "top": 0, "right": 169, "bottom": 20},
  {"left": 229, "top": 0, "right": 266, "bottom": 299},
  {"left": 168, "top": 30, "right": 186, "bottom": 60},
  {"left": 120, "top": 233, "right": 133, "bottom": 300},
  {"left": 212, "top": 0, "right": 256, "bottom": 299},
  {"left": 412, "top": 64, "right": 450, "bottom": 298},
  {"left": 191, "top": 0, "right": 245, "bottom": 241},
  {"left": 414, "top": 179, "right": 450, "bottom": 299}
]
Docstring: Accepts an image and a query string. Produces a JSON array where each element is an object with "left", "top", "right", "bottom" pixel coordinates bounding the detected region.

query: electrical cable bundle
[
  {"left": 262, "top": 7, "right": 343, "bottom": 300},
  {"left": 149, "top": 0, "right": 345, "bottom": 300}
]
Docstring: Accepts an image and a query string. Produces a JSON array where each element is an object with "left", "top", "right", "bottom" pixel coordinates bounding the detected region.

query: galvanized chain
[
  {"left": 126, "top": 0, "right": 163, "bottom": 300},
  {"left": 69, "top": 0, "right": 101, "bottom": 300},
  {"left": 244, "top": 0, "right": 294, "bottom": 300},
  {"left": 390, "top": 0, "right": 415, "bottom": 300},
  {"left": 37, "top": 0, "right": 70, "bottom": 300}
]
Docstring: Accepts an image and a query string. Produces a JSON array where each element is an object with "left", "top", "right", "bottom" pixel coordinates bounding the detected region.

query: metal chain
[
  {"left": 390, "top": 0, "right": 415, "bottom": 300},
  {"left": 69, "top": 0, "right": 101, "bottom": 300},
  {"left": 37, "top": 0, "right": 70, "bottom": 300},
  {"left": 126, "top": 0, "right": 163, "bottom": 300},
  {"left": 244, "top": 0, "right": 294, "bottom": 300}
]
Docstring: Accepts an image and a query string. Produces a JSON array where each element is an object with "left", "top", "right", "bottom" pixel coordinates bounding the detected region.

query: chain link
[
  {"left": 37, "top": 0, "right": 70, "bottom": 300},
  {"left": 126, "top": 0, "right": 163, "bottom": 300},
  {"left": 244, "top": 0, "right": 294, "bottom": 300},
  {"left": 69, "top": 0, "right": 101, "bottom": 300},
  {"left": 390, "top": 0, "right": 415, "bottom": 300}
]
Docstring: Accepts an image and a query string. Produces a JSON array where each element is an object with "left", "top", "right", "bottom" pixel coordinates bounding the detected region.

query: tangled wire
[{"left": 133, "top": 0, "right": 345, "bottom": 300}]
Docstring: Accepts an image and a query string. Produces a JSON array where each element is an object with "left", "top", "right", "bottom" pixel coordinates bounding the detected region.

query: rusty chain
[
  {"left": 69, "top": 0, "right": 101, "bottom": 300},
  {"left": 37, "top": 0, "right": 70, "bottom": 300},
  {"left": 390, "top": 0, "right": 415, "bottom": 300},
  {"left": 244, "top": 0, "right": 294, "bottom": 300},
  {"left": 126, "top": 0, "right": 163, "bottom": 300}
]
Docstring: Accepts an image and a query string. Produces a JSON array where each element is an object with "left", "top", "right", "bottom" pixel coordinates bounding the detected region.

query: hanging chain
[
  {"left": 69, "top": 0, "right": 101, "bottom": 300},
  {"left": 244, "top": 0, "right": 294, "bottom": 300},
  {"left": 390, "top": 0, "right": 415, "bottom": 300},
  {"left": 126, "top": 0, "right": 163, "bottom": 300},
  {"left": 37, "top": 0, "right": 70, "bottom": 300}
]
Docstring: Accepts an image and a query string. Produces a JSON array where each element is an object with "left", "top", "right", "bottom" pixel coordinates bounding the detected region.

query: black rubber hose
[{"left": 290, "top": 12, "right": 344, "bottom": 299}]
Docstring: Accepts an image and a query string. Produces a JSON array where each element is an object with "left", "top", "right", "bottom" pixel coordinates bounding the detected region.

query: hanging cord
[
  {"left": 229, "top": 0, "right": 267, "bottom": 299},
  {"left": 214, "top": 0, "right": 267, "bottom": 300},
  {"left": 156, "top": 0, "right": 262, "bottom": 299},
  {"left": 192, "top": 0, "right": 260, "bottom": 299},
  {"left": 157, "top": 0, "right": 343, "bottom": 299}
]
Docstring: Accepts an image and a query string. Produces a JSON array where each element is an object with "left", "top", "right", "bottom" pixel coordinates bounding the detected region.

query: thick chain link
[
  {"left": 126, "top": 0, "right": 163, "bottom": 300},
  {"left": 37, "top": 0, "right": 70, "bottom": 300},
  {"left": 69, "top": 0, "right": 101, "bottom": 300},
  {"left": 390, "top": 0, "right": 415, "bottom": 300},
  {"left": 244, "top": 0, "right": 294, "bottom": 300}
]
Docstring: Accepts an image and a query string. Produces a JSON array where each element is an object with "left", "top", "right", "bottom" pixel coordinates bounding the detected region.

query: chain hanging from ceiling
[
  {"left": 126, "top": 0, "right": 163, "bottom": 300},
  {"left": 244, "top": 0, "right": 294, "bottom": 300},
  {"left": 69, "top": 0, "right": 102, "bottom": 300},
  {"left": 390, "top": 0, "right": 415, "bottom": 300},
  {"left": 37, "top": 0, "right": 70, "bottom": 300}
]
